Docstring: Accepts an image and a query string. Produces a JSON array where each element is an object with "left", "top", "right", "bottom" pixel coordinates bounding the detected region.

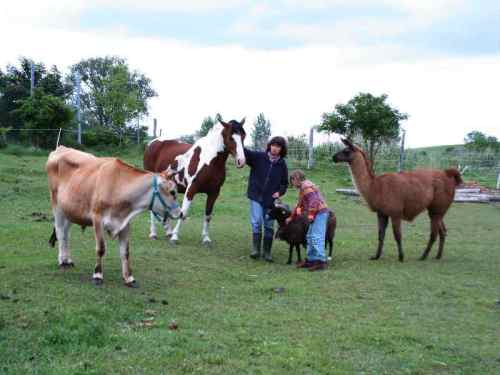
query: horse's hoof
[
  {"left": 92, "top": 278, "right": 103, "bottom": 286},
  {"left": 202, "top": 240, "right": 212, "bottom": 248},
  {"left": 125, "top": 280, "right": 139, "bottom": 288},
  {"left": 165, "top": 233, "right": 173, "bottom": 239},
  {"left": 149, "top": 235, "right": 157, "bottom": 240},
  {"left": 169, "top": 239, "right": 178, "bottom": 246},
  {"left": 59, "top": 261, "right": 75, "bottom": 269}
]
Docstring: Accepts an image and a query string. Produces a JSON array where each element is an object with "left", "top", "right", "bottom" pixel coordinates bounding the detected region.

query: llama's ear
[
  {"left": 240, "top": 117, "right": 246, "bottom": 126},
  {"left": 342, "top": 138, "right": 355, "bottom": 150}
]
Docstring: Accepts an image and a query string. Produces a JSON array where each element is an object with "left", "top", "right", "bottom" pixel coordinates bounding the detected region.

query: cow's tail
[
  {"left": 445, "top": 168, "right": 463, "bottom": 186},
  {"left": 49, "top": 227, "right": 57, "bottom": 248}
]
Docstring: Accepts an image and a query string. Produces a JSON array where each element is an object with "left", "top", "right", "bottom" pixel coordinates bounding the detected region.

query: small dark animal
[
  {"left": 332, "top": 138, "right": 462, "bottom": 262},
  {"left": 268, "top": 201, "right": 336, "bottom": 264}
]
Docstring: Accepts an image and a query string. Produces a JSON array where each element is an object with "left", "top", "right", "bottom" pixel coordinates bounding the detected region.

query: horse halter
[{"left": 149, "top": 175, "right": 180, "bottom": 223}]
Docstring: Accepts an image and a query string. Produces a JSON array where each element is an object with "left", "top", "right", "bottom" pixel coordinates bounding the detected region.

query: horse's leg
[
  {"left": 92, "top": 217, "right": 106, "bottom": 285},
  {"left": 149, "top": 211, "right": 158, "bottom": 240},
  {"left": 435, "top": 220, "right": 447, "bottom": 260},
  {"left": 371, "top": 212, "right": 388, "bottom": 260},
  {"left": 54, "top": 208, "right": 73, "bottom": 268},
  {"left": 170, "top": 193, "right": 193, "bottom": 244},
  {"left": 419, "top": 214, "right": 441, "bottom": 261},
  {"left": 391, "top": 217, "right": 404, "bottom": 262},
  {"left": 118, "top": 224, "right": 137, "bottom": 287},
  {"left": 201, "top": 191, "right": 220, "bottom": 246},
  {"left": 163, "top": 218, "right": 174, "bottom": 238}
]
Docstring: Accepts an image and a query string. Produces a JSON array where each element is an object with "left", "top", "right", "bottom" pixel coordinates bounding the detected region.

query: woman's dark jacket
[{"left": 244, "top": 148, "right": 288, "bottom": 209}]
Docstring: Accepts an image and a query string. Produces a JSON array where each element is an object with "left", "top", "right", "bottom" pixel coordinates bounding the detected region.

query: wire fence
[{"left": 2, "top": 128, "right": 499, "bottom": 189}]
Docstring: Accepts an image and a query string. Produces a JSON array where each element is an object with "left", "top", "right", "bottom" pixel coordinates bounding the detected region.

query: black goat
[{"left": 268, "top": 202, "right": 336, "bottom": 264}]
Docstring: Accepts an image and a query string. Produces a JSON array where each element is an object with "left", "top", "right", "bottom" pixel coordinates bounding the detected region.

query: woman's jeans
[
  {"left": 306, "top": 211, "right": 328, "bottom": 262},
  {"left": 249, "top": 200, "right": 274, "bottom": 239}
]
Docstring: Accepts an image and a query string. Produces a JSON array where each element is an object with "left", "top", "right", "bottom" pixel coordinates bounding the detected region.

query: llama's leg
[
  {"left": 435, "top": 221, "right": 447, "bottom": 260},
  {"left": 391, "top": 217, "right": 404, "bottom": 262},
  {"left": 371, "top": 212, "right": 388, "bottom": 260},
  {"left": 118, "top": 224, "right": 138, "bottom": 287},
  {"left": 54, "top": 208, "right": 74, "bottom": 268},
  {"left": 419, "top": 215, "right": 441, "bottom": 261},
  {"left": 287, "top": 244, "right": 293, "bottom": 265},
  {"left": 92, "top": 218, "right": 106, "bottom": 285},
  {"left": 201, "top": 191, "right": 219, "bottom": 246},
  {"left": 149, "top": 211, "right": 158, "bottom": 240}
]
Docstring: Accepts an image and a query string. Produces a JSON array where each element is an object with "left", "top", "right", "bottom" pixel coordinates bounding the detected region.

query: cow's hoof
[
  {"left": 59, "top": 261, "right": 75, "bottom": 269},
  {"left": 92, "top": 278, "right": 104, "bottom": 286},
  {"left": 125, "top": 280, "right": 139, "bottom": 288},
  {"left": 149, "top": 234, "right": 158, "bottom": 240}
]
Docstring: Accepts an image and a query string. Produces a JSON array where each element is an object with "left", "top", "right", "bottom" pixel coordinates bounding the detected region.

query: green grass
[{"left": 0, "top": 149, "right": 499, "bottom": 374}]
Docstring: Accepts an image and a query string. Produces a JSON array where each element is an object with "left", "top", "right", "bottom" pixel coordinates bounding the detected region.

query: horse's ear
[
  {"left": 342, "top": 138, "right": 355, "bottom": 150},
  {"left": 218, "top": 115, "right": 229, "bottom": 128},
  {"left": 240, "top": 117, "right": 246, "bottom": 126}
]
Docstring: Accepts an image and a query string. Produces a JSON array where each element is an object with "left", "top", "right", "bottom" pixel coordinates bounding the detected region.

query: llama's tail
[{"left": 445, "top": 168, "right": 463, "bottom": 186}]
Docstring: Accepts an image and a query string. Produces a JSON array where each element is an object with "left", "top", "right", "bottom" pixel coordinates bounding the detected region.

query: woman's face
[
  {"left": 291, "top": 177, "right": 301, "bottom": 188},
  {"left": 270, "top": 144, "right": 282, "bottom": 156}
]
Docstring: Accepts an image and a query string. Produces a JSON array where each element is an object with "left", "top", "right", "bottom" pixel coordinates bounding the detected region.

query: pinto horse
[{"left": 144, "top": 118, "right": 246, "bottom": 245}]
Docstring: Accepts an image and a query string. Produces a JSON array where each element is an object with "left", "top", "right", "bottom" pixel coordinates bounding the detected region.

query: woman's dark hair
[{"left": 266, "top": 136, "right": 288, "bottom": 158}]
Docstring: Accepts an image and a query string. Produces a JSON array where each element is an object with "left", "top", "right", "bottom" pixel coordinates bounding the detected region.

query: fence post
[
  {"left": 496, "top": 168, "right": 500, "bottom": 190},
  {"left": 307, "top": 126, "right": 315, "bottom": 169},
  {"left": 153, "top": 118, "right": 157, "bottom": 138},
  {"left": 398, "top": 129, "right": 406, "bottom": 172}
]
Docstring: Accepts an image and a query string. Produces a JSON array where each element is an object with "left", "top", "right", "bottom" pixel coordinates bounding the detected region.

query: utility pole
[
  {"left": 75, "top": 72, "right": 82, "bottom": 145},
  {"left": 30, "top": 62, "right": 35, "bottom": 96},
  {"left": 399, "top": 129, "right": 406, "bottom": 172}
]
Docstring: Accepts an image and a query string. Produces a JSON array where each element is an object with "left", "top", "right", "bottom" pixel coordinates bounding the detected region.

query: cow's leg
[
  {"left": 201, "top": 191, "right": 220, "bottom": 246},
  {"left": 54, "top": 208, "right": 73, "bottom": 268},
  {"left": 149, "top": 211, "right": 158, "bottom": 240},
  {"left": 170, "top": 196, "right": 192, "bottom": 244},
  {"left": 118, "top": 224, "right": 138, "bottom": 288},
  {"left": 92, "top": 218, "right": 106, "bottom": 285}
]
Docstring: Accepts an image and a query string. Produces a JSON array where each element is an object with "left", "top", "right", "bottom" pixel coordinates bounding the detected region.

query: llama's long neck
[{"left": 349, "top": 153, "right": 375, "bottom": 205}]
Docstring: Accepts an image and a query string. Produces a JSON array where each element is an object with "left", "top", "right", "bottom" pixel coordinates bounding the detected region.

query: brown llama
[{"left": 332, "top": 139, "right": 462, "bottom": 262}]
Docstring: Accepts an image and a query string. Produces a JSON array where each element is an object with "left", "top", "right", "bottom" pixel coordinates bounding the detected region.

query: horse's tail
[
  {"left": 49, "top": 227, "right": 57, "bottom": 247},
  {"left": 445, "top": 168, "right": 463, "bottom": 186}
]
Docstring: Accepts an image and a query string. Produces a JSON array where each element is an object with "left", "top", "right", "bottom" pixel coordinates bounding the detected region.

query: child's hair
[{"left": 290, "top": 169, "right": 306, "bottom": 184}]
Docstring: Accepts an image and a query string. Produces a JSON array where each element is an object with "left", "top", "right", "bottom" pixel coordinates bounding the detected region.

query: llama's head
[{"left": 332, "top": 138, "right": 359, "bottom": 163}]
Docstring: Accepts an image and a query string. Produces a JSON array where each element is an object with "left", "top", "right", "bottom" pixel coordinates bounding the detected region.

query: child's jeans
[
  {"left": 249, "top": 200, "right": 274, "bottom": 239},
  {"left": 306, "top": 211, "right": 328, "bottom": 262}
]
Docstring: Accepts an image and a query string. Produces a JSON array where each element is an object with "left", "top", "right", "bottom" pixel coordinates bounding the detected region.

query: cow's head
[
  {"left": 219, "top": 117, "right": 246, "bottom": 168},
  {"left": 158, "top": 171, "right": 182, "bottom": 219}
]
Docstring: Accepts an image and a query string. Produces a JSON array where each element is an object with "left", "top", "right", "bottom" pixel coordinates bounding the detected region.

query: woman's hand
[
  {"left": 272, "top": 192, "right": 280, "bottom": 199},
  {"left": 285, "top": 217, "right": 292, "bottom": 225}
]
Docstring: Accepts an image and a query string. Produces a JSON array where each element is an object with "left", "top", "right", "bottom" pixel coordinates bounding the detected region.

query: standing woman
[{"left": 244, "top": 137, "right": 288, "bottom": 262}]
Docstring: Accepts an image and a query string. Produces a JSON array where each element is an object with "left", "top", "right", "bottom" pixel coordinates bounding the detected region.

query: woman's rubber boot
[
  {"left": 263, "top": 237, "right": 274, "bottom": 262},
  {"left": 250, "top": 233, "right": 262, "bottom": 259}
]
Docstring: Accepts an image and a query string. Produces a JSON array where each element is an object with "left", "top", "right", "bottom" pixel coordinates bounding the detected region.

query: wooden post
[
  {"left": 153, "top": 118, "right": 157, "bottom": 138},
  {"left": 496, "top": 168, "right": 500, "bottom": 190},
  {"left": 307, "top": 126, "right": 314, "bottom": 169}
]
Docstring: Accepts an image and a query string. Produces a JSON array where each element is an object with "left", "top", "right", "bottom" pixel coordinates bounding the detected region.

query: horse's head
[
  {"left": 219, "top": 117, "right": 246, "bottom": 168},
  {"left": 332, "top": 138, "right": 358, "bottom": 164}
]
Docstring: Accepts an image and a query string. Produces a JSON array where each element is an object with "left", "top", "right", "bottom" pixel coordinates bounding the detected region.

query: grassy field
[{"left": 0, "top": 147, "right": 499, "bottom": 374}]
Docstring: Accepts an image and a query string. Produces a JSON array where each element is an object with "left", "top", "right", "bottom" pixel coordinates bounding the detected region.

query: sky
[{"left": 1, "top": 0, "right": 499, "bottom": 148}]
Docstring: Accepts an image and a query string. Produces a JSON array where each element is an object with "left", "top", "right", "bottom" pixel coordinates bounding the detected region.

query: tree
[
  {"left": 0, "top": 57, "right": 70, "bottom": 131},
  {"left": 197, "top": 116, "right": 215, "bottom": 138},
  {"left": 180, "top": 134, "right": 196, "bottom": 144},
  {"left": 287, "top": 134, "right": 308, "bottom": 160},
  {"left": 14, "top": 88, "right": 74, "bottom": 148},
  {"left": 319, "top": 93, "right": 408, "bottom": 163},
  {"left": 69, "top": 56, "right": 157, "bottom": 135},
  {"left": 251, "top": 113, "right": 271, "bottom": 150},
  {"left": 464, "top": 131, "right": 499, "bottom": 153}
]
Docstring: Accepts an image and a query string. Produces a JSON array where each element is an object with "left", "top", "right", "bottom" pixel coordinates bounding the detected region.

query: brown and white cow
[
  {"left": 46, "top": 146, "right": 180, "bottom": 287},
  {"left": 143, "top": 118, "right": 246, "bottom": 245}
]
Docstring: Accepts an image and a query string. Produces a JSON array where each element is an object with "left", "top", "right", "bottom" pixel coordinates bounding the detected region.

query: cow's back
[{"left": 144, "top": 139, "right": 192, "bottom": 172}]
